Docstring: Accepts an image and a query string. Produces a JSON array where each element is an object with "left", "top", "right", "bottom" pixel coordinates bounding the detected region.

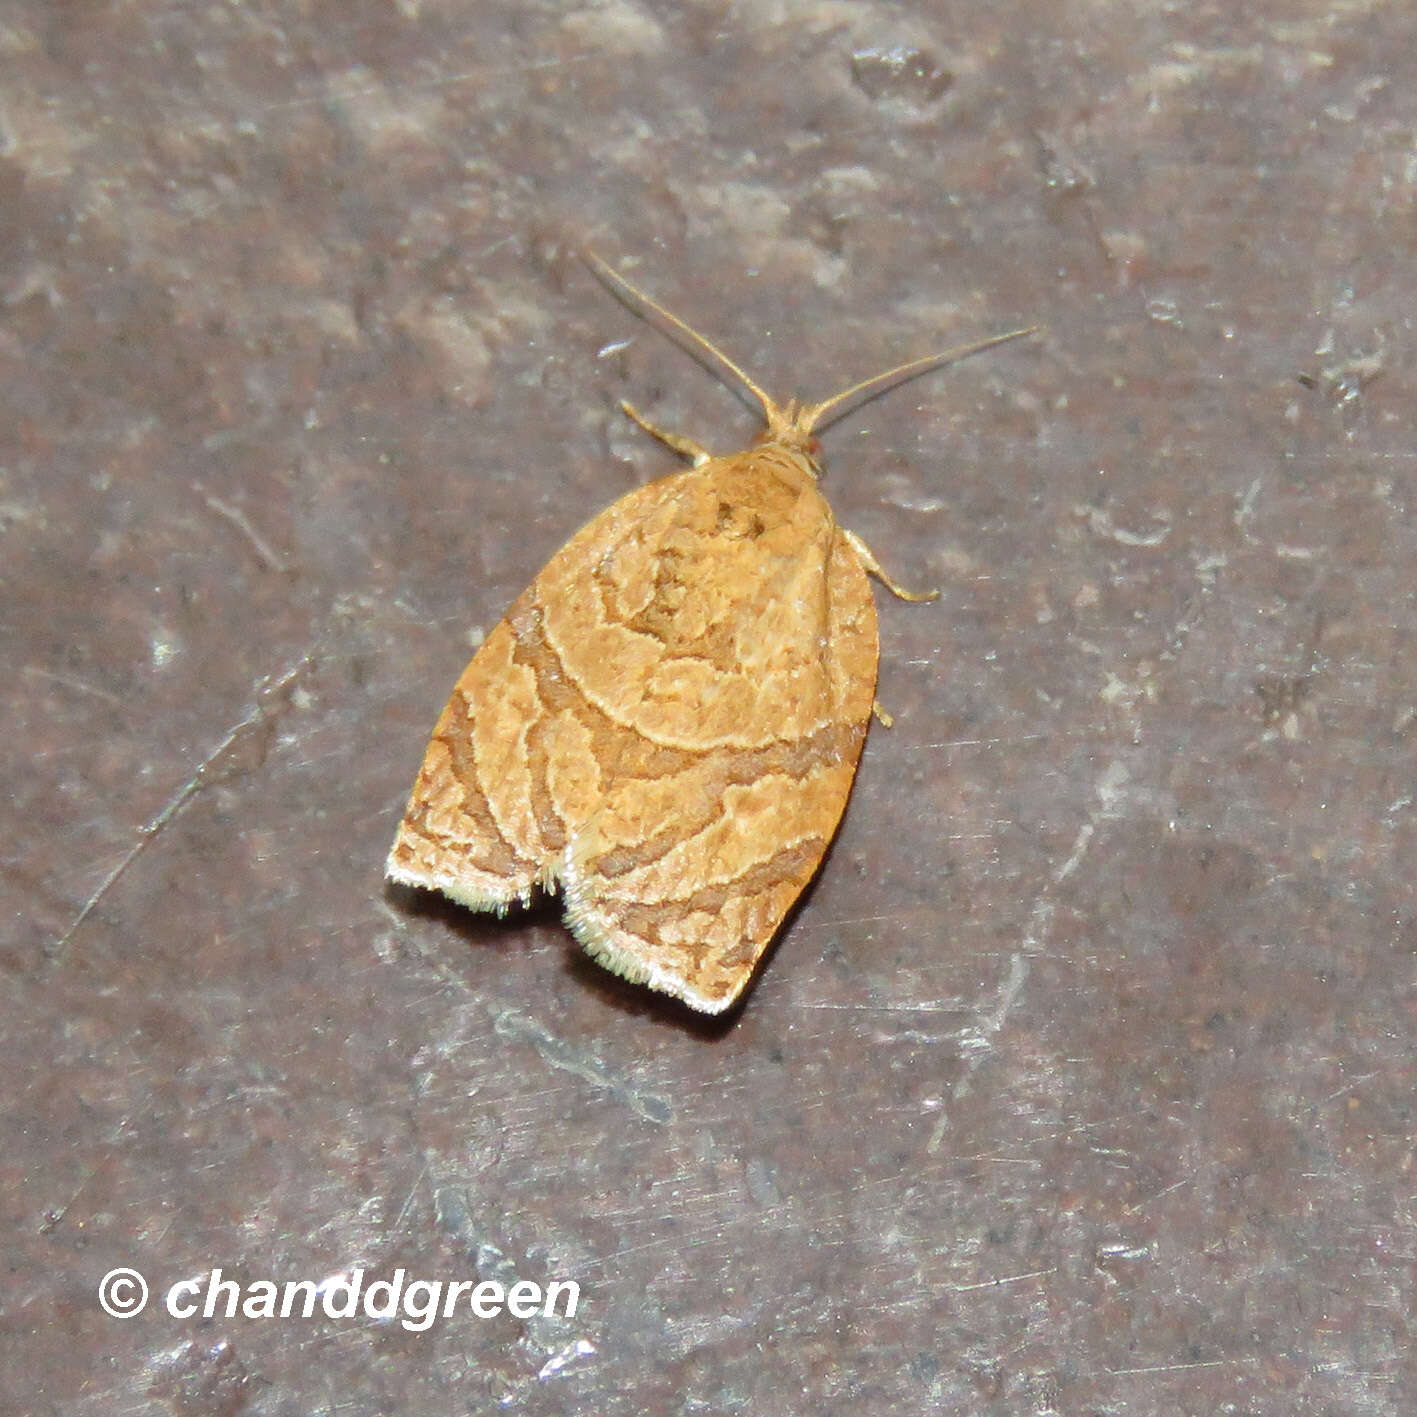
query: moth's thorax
[{"left": 706, "top": 442, "right": 834, "bottom": 546}]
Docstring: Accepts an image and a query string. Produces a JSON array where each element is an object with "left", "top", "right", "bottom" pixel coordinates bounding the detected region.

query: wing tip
[
  {"left": 385, "top": 840, "right": 532, "bottom": 916},
  {"left": 560, "top": 874, "right": 745, "bottom": 1015}
]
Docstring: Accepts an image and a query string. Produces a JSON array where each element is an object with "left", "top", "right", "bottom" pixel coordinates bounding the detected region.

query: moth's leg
[
  {"left": 619, "top": 400, "right": 714, "bottom": 467},
  {"left": 844, "top": 528, "right": 940, "bottom": 603},
  {"left": 851, "top": 528, "right": 933, "bottom": 726}
]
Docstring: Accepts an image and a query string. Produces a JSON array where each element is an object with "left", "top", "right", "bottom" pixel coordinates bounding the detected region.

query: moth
[{"left": 388, "top": 254, "right": 1033, "bottom": 1012}]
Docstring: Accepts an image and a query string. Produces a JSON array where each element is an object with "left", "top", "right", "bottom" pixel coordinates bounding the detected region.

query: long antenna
[
  {"left": 804, "top": 326, "right": 1041, "bottom": 433},
  {"left": 582, "top": 251, "right": 1041, "bottom": 436},
  {"left": 581, "top": 251, "right": 781, "bottom": 423}
]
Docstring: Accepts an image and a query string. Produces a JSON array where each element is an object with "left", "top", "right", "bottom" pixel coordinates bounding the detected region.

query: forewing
[
  {"left": 386, "top": 472, "right": 689, "bottom": 911},
  {"left": 547, "top": 450, "right": 880, "bottom": 1011}
]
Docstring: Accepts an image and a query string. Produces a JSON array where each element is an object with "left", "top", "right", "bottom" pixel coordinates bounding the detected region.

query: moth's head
[{"left": 759, "top": 398, "right": 826, "bottom": 475}]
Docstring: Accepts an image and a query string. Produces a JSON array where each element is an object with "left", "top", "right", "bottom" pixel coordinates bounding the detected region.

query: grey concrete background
[{"left": 4, "top": 1, "right": 1414, "bottom": 1413}]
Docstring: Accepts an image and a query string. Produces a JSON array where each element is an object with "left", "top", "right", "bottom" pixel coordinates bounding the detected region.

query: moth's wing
[
  {"left": 389, "top": 450, "right": 880, "bottom": 1013},
  {"left": 386, "top": 472, "right": 700, "bottom": 912},
  {"left": 386, "top": 616, "right": 541, "bottom": 911},
  {"left": 545, "top": 451, "right": 881, "bottom": 1013}
]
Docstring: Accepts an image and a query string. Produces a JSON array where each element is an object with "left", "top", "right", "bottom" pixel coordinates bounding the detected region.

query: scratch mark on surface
[
  {"left": 198, "top": 485, "right": 287, "bottom": 571},
  {"left": 930, "top": 951, "right": 1031, "bottom": 1150},
  {"left": 805, "top": 912, "right": 932, "bottom": 929},
  {"left": 582, "top": 1164, "right": 959, "bottom": 1274},
  {"left": 1127, "top": 1176, "right": 1193, "bottom": 1215},
  {"left": 21, "top": 664, "right": 124, "bottom": 706},
  {"left": 794, "top": 999, "right": 968, "bottom": 1013},
  {"left": 1234, "top": 474, "right": 1263, "bottom": 539},
  {"left": 46, "top": 657, "right": 310, "bottom": 966},
  {"left": 538, "top": 1338, "right": 597, "bottom": 1378},
  {"left": 387, "top": 1163, "right": 428, "bottom": 1239},
  {"left": 1053, "top": 821, "right": 1095, "bottom": 883},
  {"left": 491, "top": 1008, "right": 671, "bottom": 1125},
  {"left": 38, "top": 1169, "right": 95, "bottom": 1234},
  {"left": 1083, "top": 505, "right": 1172, "bottom": 547},
  {"left": 1289, "top": 1071, "right": 1378, "bottom": 1119},
  {"left": 975, "top": 952, "right": 1030, "bottom": 1040},
  {"left": 942, "top": 1266, "right": 1056, "bottom": 1293},
  {"left": 1108, "top": 1359, "right": 1233, "bottom": 1375},
  {"left": 912, "top": 733, "right": 1049, "bottom": 751},
  {"left": 930, "top": 756, "right": 1137, "bottom": 1149}
]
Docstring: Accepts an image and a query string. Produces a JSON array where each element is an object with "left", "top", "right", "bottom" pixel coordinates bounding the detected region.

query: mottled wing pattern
[{"left": 387, "top": 444, "right": 879, "bottom": 1011}]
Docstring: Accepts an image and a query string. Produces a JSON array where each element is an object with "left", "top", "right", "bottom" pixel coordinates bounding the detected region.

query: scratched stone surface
[{"left": 3, "top": 1, "right": 1414, "bottom": 1413}]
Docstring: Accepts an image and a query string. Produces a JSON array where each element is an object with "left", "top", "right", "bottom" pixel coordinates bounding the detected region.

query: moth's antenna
[
  {"left": 583, "top": 252, "right": 1041, "bottom": 440},
  {"left": 581, "top": 251, "right": 784, "bottom": 423},
  {"left": 804, "top": 326, "right": 1042, "bottom": 434}
]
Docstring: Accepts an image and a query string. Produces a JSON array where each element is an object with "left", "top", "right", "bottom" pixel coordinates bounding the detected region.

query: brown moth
[{"left": 387, "top": 255, "right": 1034, "bottom": 1013}]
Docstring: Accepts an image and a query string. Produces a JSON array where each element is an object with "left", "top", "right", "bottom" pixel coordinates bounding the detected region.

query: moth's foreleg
[{"left": 618, "top": 400, "right": 715, "bottom": 468}]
